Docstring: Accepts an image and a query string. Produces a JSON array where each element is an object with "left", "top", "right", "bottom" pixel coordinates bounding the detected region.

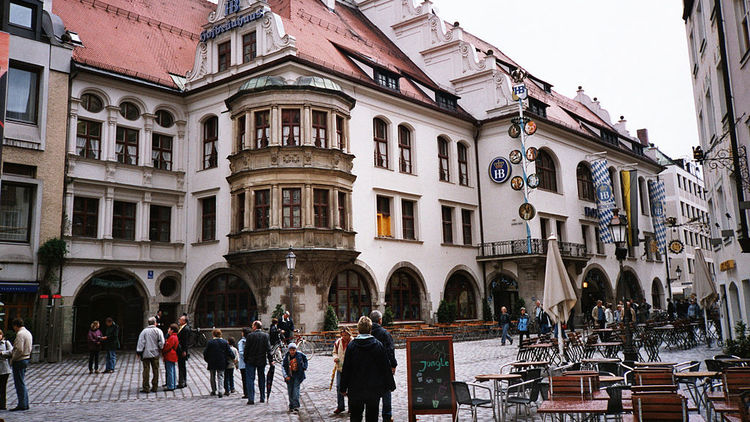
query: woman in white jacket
[
  {"left": 331, "top": 327, "right": 351, "bottom": 415},
  {"left": 0, "top": 329, "right": 13, "bottom": 410},
  {"left": 604, "top": 304, "right": 614, "bottom": 325}
]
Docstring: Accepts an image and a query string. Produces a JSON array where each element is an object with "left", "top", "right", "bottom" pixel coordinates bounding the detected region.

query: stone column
[
  {"left": 245, "top": 187, "right": 252, "bottom": 230},
  {"left": 345, "top": 116, "right": 351, "bottom": 154},
  {"left": 64, "top": 191, "right": 74, "bottom": 236},
  {"left": 105, "top": 105, "right": 120, "bottom": 161},
  {"left": 175, "top": 121, "right": 186, "bottom": 172},
  {"left": 174, "top": 198, "right": 185, "bottom": 243},
  {"left": 271, "top": 185, "right": 280, "bottom": 228},
  {"left": 271, "top": 106, "right": 280, "bottom": 146},
  {"left": 142, "top": 113, "right": 155, "bottom": 167},
  {"left": 304, "top": 184, "right": 313, "bottom": 227},
  {"left": 67, "top": 99, "right": 80, "bottom": 155},
  {"left": 332, "top": 188, "right": 340, "bottom": 229},
  {"left": 139, "top": 192, "right": 151, "bottom": 242},
  {"left": 328, "top": 111, "right": 335, "bottom": 149},
  {"left": 244, "top": 111, "right": 252, "bottom": 150},
  {"left": 302, "top": 104, "right": 312, "bottom": 146},
  {"left": 103, "top": 187, "right": 114, "bottom": 239}
]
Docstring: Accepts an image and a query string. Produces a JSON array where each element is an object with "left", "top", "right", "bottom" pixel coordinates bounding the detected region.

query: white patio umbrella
[
  {"left": 693, "top": 248, "right": 718, "bottom": 338},
  {"left": 542, "top": 235, "right": 578, "bottom": 358}
]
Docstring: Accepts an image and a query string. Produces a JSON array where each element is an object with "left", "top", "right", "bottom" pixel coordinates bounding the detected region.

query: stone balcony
[
  {"left": 226, "top": 227, "right": 358, "bottom": 265},
  {"left": 228, "top": 145, "right": 355, "bottom": 182}
]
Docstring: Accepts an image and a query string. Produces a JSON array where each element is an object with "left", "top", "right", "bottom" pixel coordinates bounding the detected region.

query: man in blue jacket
[{"left": 282, "top": 342, "right": 308, "bottom": 413}]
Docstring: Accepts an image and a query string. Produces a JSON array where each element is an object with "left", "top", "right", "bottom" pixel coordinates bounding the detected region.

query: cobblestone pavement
[{"left": 1, "top": 338, "right": 720, "bottom": 422}]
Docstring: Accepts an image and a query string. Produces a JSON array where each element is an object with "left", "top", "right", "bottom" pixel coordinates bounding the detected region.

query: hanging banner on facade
[
  {"left": 0, "top": 32, "right": 9, "bottom": 177},
  {"left": 647, "top": 179, "right": 667, "bottom": 252},
  {"left": 590, "top": 158, "right": 616, "bottom": 243},
  {"left": 620, "top": 169, "right": 640, "bottom": 247}
]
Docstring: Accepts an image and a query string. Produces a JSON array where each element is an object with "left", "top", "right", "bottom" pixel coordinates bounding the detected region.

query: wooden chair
[
  {"left": 549, "top": 375, "right": 596, "bottom": 398},
  {"left": 629, "top": 392, "right": 687, "bottom": 421},
  {"left": 724, "top": 368, "right": 750, "bottom": 398},
  {"left": 633, "top": 369, "right": 675, "bottom": 386}
]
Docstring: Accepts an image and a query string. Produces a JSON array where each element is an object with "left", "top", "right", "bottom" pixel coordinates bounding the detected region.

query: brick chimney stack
[{"left": 637, "top": 128, "right": 649, "bottom": 146}]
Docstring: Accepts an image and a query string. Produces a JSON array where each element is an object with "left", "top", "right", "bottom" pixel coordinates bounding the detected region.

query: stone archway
[
  {"left": 615, "top": 269, "right": 643, "bottom": 302},
  {"left": 581, "top": 267, "right": 613, "bottom": 322},
  {"left": 651, "top": 278, "right": 665, "bottom": 310},
  {"left": 73, "top": 271, "right": 148, "bottom": 352}
]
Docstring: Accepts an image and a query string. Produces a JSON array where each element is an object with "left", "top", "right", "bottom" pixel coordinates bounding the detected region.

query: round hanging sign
[
  {"left": 525, "top": 147, "right": 538, "bottom": 162},
  {"left": 527, "top": 173, "right": 540, "bottom": 189},
  {"left": 668, "top": 240, "right": 684, "bottom": 254},
  {"left": 510, "top": 176, "right": 524, "bottom": 190},
  {"left": 519, "top": 202, "right": 536, "bottom": 220},
  {"left": 524, "top": 120, "right": 537, "bottom": 135},
  {"left": 488, "top": 157, "right": 512, "bottom": 183},
  {"left": 509, "top": 149, "right": 523, "bottom": 164},
  {"left": 508, "top": 124, "right": 521, "bottom": 139}
]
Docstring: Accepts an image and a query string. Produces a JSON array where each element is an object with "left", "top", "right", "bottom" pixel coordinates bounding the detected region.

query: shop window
[
  {"left": 444, "top": 274, "right": 477, "bottom": 319},
  {"left": 201, "top": 196, "right": 216, "bottom": 241},
  {"left": 328, "top": 270, "right": 372, "bottom": 323},
  {"left": 0, "top": 182, "right": 34, "bottom": 242},
  {"left": 386, "top": 271, "right": 422, "bottom": 320},
  {"left": 281, "top": 109, "right": 300, "bottom": 146},
  {"left": 376, "top": 195, "right": 392, "bottom": 237},
  {"left": 203, "top": 116, "right": 218, "bottom": 169},
  {"left": 152, "top": 134, "right": 173, "bottom": 170},
  {"left": 195, "top": 273, "right": 257, "bottom": 328},
  {"left": 73, "top": 197, "right": 98, "bottom": 238},
  {"left": 76, "top": 119, "right": 101, "bottom": 159},
  {"left": 282, "top": 188, "right": 301, "bottom": 228},
  {"left": 398, "top": 125, "right": 412, "bottom": 174},
  {"left": 254, "top": 189, "right": 270, "bottom": 229},
  {"left": 149, "top": 205, "right": 171, "bottom": 242},
  {"left": 112, "top": 201, "right": 136, "bottom": 240},
  {"left": 116, "top": 126, "right": 139, "bottom": 165}
]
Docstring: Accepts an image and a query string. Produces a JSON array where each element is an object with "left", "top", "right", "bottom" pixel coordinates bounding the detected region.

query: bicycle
[
  {"left": 272, "top": 330, "right": 316, "bottom": 361},
  {"left": 191, "top": 327, "right": 209, "bottom": 348}
]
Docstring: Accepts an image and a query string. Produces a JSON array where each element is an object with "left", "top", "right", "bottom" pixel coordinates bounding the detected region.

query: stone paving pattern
[{"left": 1, "top": 337, "right": 719, "bottom": 421}]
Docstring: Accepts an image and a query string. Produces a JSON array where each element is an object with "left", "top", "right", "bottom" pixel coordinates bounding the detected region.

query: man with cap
[{"left": 282, "top": 341, "right": 308, "bottom": 413}]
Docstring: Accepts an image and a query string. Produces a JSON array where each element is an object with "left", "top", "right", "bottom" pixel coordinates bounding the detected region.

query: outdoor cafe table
[
  {"left": 634, "top": 361, "right": 676, "bottom": 367},
  {"left": 654, "top": 325, "right": 675, "bottom": 348},
  {"left": 599, "top": 375, "right": 624, "bottom": 384},
  {"left": 582, "top": 357, "right": 620, "bottom": 370},
  {"left": 510, "top": 360, "right": 550, "bottom": 368},
  {"left": 526, "top": 343, "right": 554, "bottom": 361},
  {"left": 594, "top": 342, "right": 623, "bottom": 358},
  {"left": 592, "top": 328, "right": 616, "bottom": 341},
  {"left": 475, "top": 373, "right": 523, "bottom": 422},
  {"left": 675, "top": 371, "right": 721, "bottom": 411},
  {"left": 537, "top": 397, "right": 609, "bottom": 420}
]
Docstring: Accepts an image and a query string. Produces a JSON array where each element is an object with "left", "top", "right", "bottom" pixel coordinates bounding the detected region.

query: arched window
[
  {"left": 398, "top": 125, "right": 412, "bottom": 174},
  {"left": 195, "top": 273, "right": 257, "bottom": 327},
  {"left": 373, "top": 118, "right": 388, "bottom": 168},
  {"left": 203, "top": 116, "right": 218, "bottom": 169},
  {"left": 438, "top": 136, "right": 450, "bottom": 181},
  {"left": 651, "top": 278, "right": 663, "bottom": 309},
  {"left": 444, "top": 273, "right": 476, "bottom": 319},
  {"left": 457, "top": 143, "right": 469, "bottom": 186},
  {"left": 386, "top": 270, "right": 422, "bottom": 320},
  {"left": 81, "top": 93, "right": 104, "bottom": 113},
  {"left": 327, "top": 270, "right": 372, "bottom": 323},
  {"left": 576, "top": 163, "right": 595, "bottom": 201},
  {"left": 536, "top": 149, "right": 557, "bottom": 192},
  {"left": 119, "top": 101, "right": 140, "bottom": 120}
]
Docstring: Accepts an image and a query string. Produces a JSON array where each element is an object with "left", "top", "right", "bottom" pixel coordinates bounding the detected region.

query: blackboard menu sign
[{"left": 406, "top": 336, "right": 455, "bottom": 421}]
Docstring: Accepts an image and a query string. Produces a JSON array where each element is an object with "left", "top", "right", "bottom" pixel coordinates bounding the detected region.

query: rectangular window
[
  {"left": 398, "top": 126, "right": 412, "bottom": 174},
  {"left": 237, "top": 115, "right": 246, "bottom": 150},
  {"left": 442, "top": 206, "right": 453, "bottom": 244},
  {"left": 335, "top": 115, "right": 345, "bottom": 150},
  {"left": 313, "top": 189, "right": 329, "bottom": 228},
  {"left": 458, "top": 144, "right": 469, "bottom": 186},
  {"left": 461, "top": 209, "right": 473, "bottom": 245},
  {"left": 556, "top": 220, "right": 565, "bottom": 242},
  {"left": 237, "top": 192, "right": 245, "bottom": 231},
  {"left": 9, "top": 2, "right": 33, "bottom": 28},
  {"left": 528, "top": 97, "right": 548, "bottom": 118},
  {"left": 152, "top": 134, "right": 173, "bottom": 170},
  {"left": 7, "top": 64, "right": 39, "bottom": 123},
  {"left": 203, "top": 117, "right": 218, "bottom": 169},
  {"left": 149, "top": 205, "right": 171, "bottom": 242},
  {"left": 112, "top": 201, "right": 136, "bottom": 240},
  {"left": 436, "top": 92, "right": 457, "bottom": 111},
  {"left": 594, "top": 226, "right": 605, "bottom": 254},
  {"left": 376, "top": 195, "right": 392, "bottom": 237},
  {"left": 282, "top": 188, "right": 302, "bottom": 228},
  {"left": 76, "top": 119, "right": 102, "bottom": 159},
  {"left": 281, "top": 109, "right": 300, "bottom": 146},
  {"left": 0, "top": 182, "right": 33, "bottom": 242},
  {"left": 705, "top": 88, "right": 717, "bottom": 140},
  {"left": 73, "top": 197, "right": 98, "bottom": 237},
  {"left": 254, "top": 110, "right": 270, "bottom": 149},
  {"left": 312, "top": 111, "right": 328, "bottom": 148},
  {"left": 736, "top": 0, "right": 750, "bottom": 55},
  {"left": 116, "top": 126, "right": 139, "bottom": 165},
  {"left": 338, "top": 192, "right": 347, "bottom": 229},
  {"left": 540, "top": 217, "right": 549, "bottom": 241},
  {"left": 402, "top": 199, "right": 415, "bottom": 240},
  {"left": 218, "top": 41, "right": 231, "bottom": 72},
  {"left": 254, "top": 189, "right": 270, "bottom": 229},
  {"left": 242, "top": 31, "right": 257, "bottom": 63},
  {"left": 581, "top": 225, "right": 590, "bottom": 254},
  {"left": 373, "top": 69, "right": 399, "bottom": 90},
  {"left": 201, "top": 196, "right": 216, "bottom": 241}
]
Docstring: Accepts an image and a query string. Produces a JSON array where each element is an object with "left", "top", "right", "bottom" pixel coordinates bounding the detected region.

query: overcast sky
[{"left": 435, "top": 0, "right": 697, "bottom": 160}]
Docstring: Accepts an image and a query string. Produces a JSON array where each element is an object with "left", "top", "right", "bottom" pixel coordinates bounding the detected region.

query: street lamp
[
  {"left": 609, "top": 208, "right": 629, "bottom": 262},
  {"left": 285, "top": 247, "right": 296, "bottom": 319},
  {"left": 675, "top": 265, "right": 682, "bottom": 280}
]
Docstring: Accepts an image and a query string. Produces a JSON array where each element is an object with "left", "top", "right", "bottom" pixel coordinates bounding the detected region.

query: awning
[{"left": 0, "top": 282, "right": 39, "bottom": 293}]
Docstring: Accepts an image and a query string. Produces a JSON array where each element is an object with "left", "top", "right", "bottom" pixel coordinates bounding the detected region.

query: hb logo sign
[{"left": 225, "top": 0, "right": 241, "bottom": 16}]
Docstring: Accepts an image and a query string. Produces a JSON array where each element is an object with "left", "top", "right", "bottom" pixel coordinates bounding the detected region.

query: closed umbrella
[
  {"left": 693, "top": 248, "right": 717, "bottom": 340},
  {"left": 542, "top": 235, "right": 578, "bottom": 358},
  {"left": 266, "top": 364, "right": 276, "bottom": 398}
]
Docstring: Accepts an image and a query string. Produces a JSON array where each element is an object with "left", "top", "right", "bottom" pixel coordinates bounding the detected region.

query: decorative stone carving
[
  {"left": 142, "top": 169, "right": 153, "bottom": 187},
  {"left": 176, "top": 173, "right": 185, "bottom": 190},
  {"left": 460, "top": 41, "right": 487, "bottom": 74},
  {"left": 105, "top": 163, "right": 117, "bottom": 181},
  {"left": 282, "top": 153, "right": 300, "bottom": 165},
  {"left": 428, "top": 15, "right": 454, "bottom": 45},
  {"left": 493, "top": 71, "right": 513, "bottom": 106},
  {"left": 270, "top": 150, "right": 278, "bottom": 166},
  {"left": 186, "top": 43, "right": 208, "bottom": 83},
  {"left": 262, "top": 13, "right": 296, "bottom": 54},
  {"left": 304, "top": 150, "right": 313, "bottom": 165}
]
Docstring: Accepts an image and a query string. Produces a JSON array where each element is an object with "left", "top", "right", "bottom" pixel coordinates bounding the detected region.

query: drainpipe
[{"left": 473, "top": 123, "right": 489, "bottom": 314}]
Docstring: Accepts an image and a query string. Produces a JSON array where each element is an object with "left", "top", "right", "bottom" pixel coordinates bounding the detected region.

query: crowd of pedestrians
[{"left": 0, "top": 318, "right": 33, "bottom": 412}]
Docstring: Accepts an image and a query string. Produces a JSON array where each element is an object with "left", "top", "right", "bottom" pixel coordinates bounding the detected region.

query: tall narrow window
[
  {"left": 402, "top": 199, "right": 415, "bottom": 240},
  {"left": 555, "top": 220, "right": 565, "bottom": 242},
  {"left": 203, "top": 116, "right": 218, "bottom": 169},
  {"left": 438, "top": 137, "right": 450, "bottom": 182},
  {"left": 540, "top": 217, "right": 549, "bottom": 240},
  {"left": 457, "top": 143, "right": 468, "bottom": 186},
  {"left": 582, "top": 225, "right": 590, "bottom": 254},
  {"left": 218, "top": 41, "right": 231, "bottom": 72},
  {"left": 282, "top": 188, "right": 302, "bottom": 228},
  {"left": 736, "top": 0, "right": 750, "bottom": 55},
  {"left": 149, "top": 205, "right": 171, "bottom": 242},
  {"left": 338, "top": 192, "right": 347, "bottom": 229},
  {"left": 254, "top": 189, "right": 270, "bottom": 229},
  {"left": 312, "top": 111, "right": 328, "bottom": 148},
  {"left": 281, "top": 109, "right": 300, "bottom": 146},
  {"left": 376, "top": 195, "right": 392, "bottom": 237},
  {"left": 536, "top": 149, "right": 558, "bottom": 192},
  {"left": 313, "top": 189, "right": 329, "bottom": 228},
  {"left": 373, "top": 118, "right": 388, "bottom": 168},
  {"left": 398, "top": 125, "right": 412, "bottom": 174},
  {"left": 594, "top": 227, "right": 605, "bottom": 254},
  {"left": 461, "top": 209, "right": 472, "bottom": 245},
  {"left": 254, "top": 110, "right": 270, "bottom": 148},
  {"left": 201, "top": 197, "right": 216, "bottom": 241},
  {"left": 336, "top": 115, "right": 345, "bottom": 150},
  {"left": 76, "top": 119, "right": 102, "bottom": 159},
  {"left": 576, "top": 163, "right": 595, "bottom": 201},
  {"left": 242, "top": 31, "right": 257, "bottom": 63},
  {"left": 112, "top": 201, "right": 136, "bottom": 240},
  {"left": 237, "top": 192, "right": 245, "bottom": 231},
  {"left": 0, "top": 183, "right": 34, "bottom": 242},
  {"left": 73, "top": 197, "right": 99, "bottom": 238},
  {"left": 116, "top": 126, "right": 139, "bottom": 165},
  {"left": 237, "top": 115, "right": 246, "bottom": 150},
  {"left": 442, "top": 206, "right": 453, "bottom": 244},
  {"left": 7, "top": 65, "right": 39, "bottom": 123},
  {"left": 152, "top": 134, "right": 173, "bottom": 170}
]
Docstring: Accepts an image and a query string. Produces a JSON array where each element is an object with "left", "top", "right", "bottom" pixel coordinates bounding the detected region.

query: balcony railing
[{"left": 479, "top": 238, "right": 588, "bottom": 259}]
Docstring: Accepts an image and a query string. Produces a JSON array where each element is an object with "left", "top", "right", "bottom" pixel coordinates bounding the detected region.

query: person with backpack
[{"left": 517, "top": 307, "right": 530, "bottom": 344}]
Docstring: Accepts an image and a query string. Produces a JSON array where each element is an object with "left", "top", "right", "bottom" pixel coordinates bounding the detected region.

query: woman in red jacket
[{"left": 162, "top": 324, "right": 179, "bottom": 391}]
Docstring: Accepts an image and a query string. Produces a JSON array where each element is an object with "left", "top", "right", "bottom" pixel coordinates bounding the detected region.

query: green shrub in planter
[
  {"left": 323, "top": 305, "right": 339, "bottom": 332},
  {"left": 383, "top": 307, "right": 395, "bottom": 326}
]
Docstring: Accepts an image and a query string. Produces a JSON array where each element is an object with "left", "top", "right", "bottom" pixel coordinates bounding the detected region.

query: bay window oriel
[
  {"left": 254, "top": 189, "right": 270, "bottom": 229},
  {"left": 312, "top": 110, "right": 328, "bottom": 148},
  {"left": 281, "top": 109, "right": 301, "bottom": 146},
  {"left": 254, "top": 110, "right": 270, "bottom": 148},
  {"left": 282, "top": 188, "right": 302, "bottom": 228}
]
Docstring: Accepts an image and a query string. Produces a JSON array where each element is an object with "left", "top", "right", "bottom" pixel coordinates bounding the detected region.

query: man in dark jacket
[
  {"left": 101, "top": 317, "right": 120, "bottom": 373},
  {"left": 341, "top": 316, "right": 396, "bottom": 422},
  {"left": 243, "top": 320, "right": 273, "bottom": 405},
  {"left": 203, "top": 329, "right": 233, "bottom": 397},
  {"left": 370, "top": 310, "right": 396, "bottom": 422},
  {"left": 278, "top": 312, "right": 295, "bottom": 343},
  {"left": 176, "top": 315, "right": 192, "bottom": 388}
]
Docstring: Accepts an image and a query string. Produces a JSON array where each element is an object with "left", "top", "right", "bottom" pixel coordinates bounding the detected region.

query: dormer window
[
  {"left": 374, "top": 68, "right": 399, "bottom": 91},
  {"left": 600, "top": 129, "right": 618, "bottom": 145},
  {"left": 436, "top": 92, "right": 458, "bottom": 111},
  {"left": 528, "top": 97, "right": 548, "bottom": 118}
]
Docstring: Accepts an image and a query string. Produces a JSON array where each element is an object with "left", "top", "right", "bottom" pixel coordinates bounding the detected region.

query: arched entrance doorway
[
  {"left": 581, "top": 268, "right": 612, "bottom": 321},
  {"left": 490, "top": 274, "right": 519, "bottom": 320},
  {"left": 729, "top": 282, "right": 742, "bottom": 324},
  {"left": 73, "top": 272, "right": 147, "bottom": 352},
  {"left": 385, "top": 270, "right": 423, "bottom": 321},
  {"left": 615, "top": 270, "right": 643, "bottom": 302},
  {"left": 194, "top": 272, "right": 258, "bottom": 328},
  {"left": 651, "top": 278, "right": 664, "bottom": 309},
  {"left": 444, "top": 272, "right": 477, "bottom": 320},
  {"left": 328, "top": 270, "right": 372, "bottom": 323}
]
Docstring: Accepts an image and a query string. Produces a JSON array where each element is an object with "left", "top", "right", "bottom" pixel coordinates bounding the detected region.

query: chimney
[
  {"left": 614, "top": 115, "right": 629, "bottom": 136},
  {"left": 637, "top": 128, "right": 649, "bottom": 146},
  {"left": 322, "top": 0, "right": 335, "bottom": 10}
]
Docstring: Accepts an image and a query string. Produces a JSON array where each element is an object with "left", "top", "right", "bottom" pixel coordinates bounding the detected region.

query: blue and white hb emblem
[{"left": 512, "top": 84, "right": 528, "bottom": 101}]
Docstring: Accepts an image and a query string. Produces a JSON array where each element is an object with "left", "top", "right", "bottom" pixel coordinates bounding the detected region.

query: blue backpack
[{"left": 517, "top": 315, "right": 529, "bottom": 332}]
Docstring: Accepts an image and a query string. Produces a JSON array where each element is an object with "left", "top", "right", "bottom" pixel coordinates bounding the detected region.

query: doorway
[{"left": 490, "top": 274, "right": 519, "bottom": 320}]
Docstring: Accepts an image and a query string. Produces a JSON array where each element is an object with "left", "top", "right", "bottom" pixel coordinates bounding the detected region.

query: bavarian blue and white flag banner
[
  {"left": 591, "top": 158, "right": 616, "bottom": 243},
  {"left": 648, "top": 179, "right": 668, "bottom": 252}
]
